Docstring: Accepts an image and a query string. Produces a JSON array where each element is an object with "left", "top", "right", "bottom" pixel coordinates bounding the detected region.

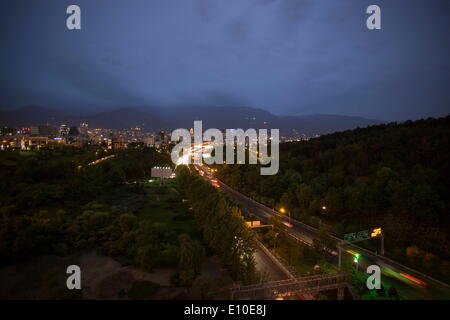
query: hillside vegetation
[{"left": 217, "top": 116, "right": 450, "bottom": 281}]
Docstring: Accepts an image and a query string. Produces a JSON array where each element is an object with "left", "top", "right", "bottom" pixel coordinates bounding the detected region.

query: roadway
[
  {"left": 253, "top": 246, "right": 290, "bottom": 282},
  {"left": 207, "top": 171, "right": 450, "bottom": 300}
]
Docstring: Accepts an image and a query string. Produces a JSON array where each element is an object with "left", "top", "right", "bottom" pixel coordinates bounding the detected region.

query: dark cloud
[
  {"left": 279, "top": 0, "right": 314, "bottom": 26},
  {"left": 225, "top": 16, "right": 251, "bottom": 45},
  {"left": 1, "top": 0, "right": 449, "bottom": 121},
  {"left": 102, "top": 56, "right": 124, "bottom": 67},
  {"left": 204, "top": 91, "right": 249, "bottom": 106},
  {"left": 195, "top": 0, "right": 218, "bottom": 23},
  {"left": 177, "top": 90, "right": 249, "bottom": 107}
]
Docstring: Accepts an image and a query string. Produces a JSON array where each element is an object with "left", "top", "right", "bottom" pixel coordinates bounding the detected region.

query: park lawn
[
  {"left": 18, "top": 151, "right": 37, "bottom": 156},
  {"left": 140, "top": 183, "right": 202, "bottom": 239},
  {"left": 0, "top": 152, "right": 21, "bottom": 166}
]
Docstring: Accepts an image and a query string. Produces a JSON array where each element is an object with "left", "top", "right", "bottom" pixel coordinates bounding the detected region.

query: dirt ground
[
  {"left": 0, "top": 251, "right": 232, "bottom": 299},
  {"left": 0, "top": 251, "right": 179, "bottom": 299}
]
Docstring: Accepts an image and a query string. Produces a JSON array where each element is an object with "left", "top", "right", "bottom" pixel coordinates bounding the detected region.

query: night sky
[{"left": 1, "top": 0, "right": 449, "bottom": 121}]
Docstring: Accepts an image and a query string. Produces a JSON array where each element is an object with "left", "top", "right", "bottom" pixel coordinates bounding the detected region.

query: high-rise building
[
  {"left": 30, "top": 126, "right": 39, "bottom": 136},
  {"left": 79, "top": 123, "right": 88, "bottom": 136},
  {"left": 16, "top": 127, "right": 30, "bottom": 135},
  {"left": 69, "top": 126, "right": 80, "bottom": 136},
  {"left": 59, "top": 124, "right": 69, "bottom": 136},
  {"left": 145, "top": 136, "right": 155, "bottom": 146},
  {"left": 38, "top": 125, "right": 58, "bottom": 137},
  {"left": 1, "top": 127, "right": 15, "bottom": 136}
]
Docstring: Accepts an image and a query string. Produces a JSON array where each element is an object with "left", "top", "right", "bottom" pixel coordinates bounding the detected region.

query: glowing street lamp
[
  {"left": 321, "top": 206, "right": 327, "bottom": 210},
  {"left": 353, "top": 253, "right": 360, "bottom": 271},
  {"left": 280, "top": 207, "right": 291, "bottom": 225}
]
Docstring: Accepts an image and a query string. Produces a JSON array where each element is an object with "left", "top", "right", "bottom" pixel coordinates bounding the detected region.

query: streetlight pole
[
  {"left": 354, "top": 257, "right": 359, "bottom": 272},
  {"left": 338, "top": 243, "right": 342, "bottom": 270},
  {"left": 280, "top": 207, "right": 291, "bottom": 225}
]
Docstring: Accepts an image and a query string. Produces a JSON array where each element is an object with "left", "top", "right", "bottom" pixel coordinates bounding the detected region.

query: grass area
[
  {"left": 0, "top": 150, "right": 37, "bottom": 166},
  {"left": 141, "top": 184, "right": 201, "bottom": 238},
  {"left": 276, "top": 237, "right": 334, "bottom": 276},
  {"left": 0, "top": 152, "right": 21, "bottom": 166},
  {"left": 18, "top": 151, "right": 37, "bottom": 156},
  {"left": 96, "top": 180, "right": 202, "bottom": 241}
]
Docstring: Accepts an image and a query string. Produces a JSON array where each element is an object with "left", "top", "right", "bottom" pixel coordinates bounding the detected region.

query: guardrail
[{"left": 254, "top": 237, "right": 295, "bottom": 280}]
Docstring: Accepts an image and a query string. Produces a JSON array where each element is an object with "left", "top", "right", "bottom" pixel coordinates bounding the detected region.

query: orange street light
[{"left": 279, "top": 207, "right": 291, "bottom": 224}]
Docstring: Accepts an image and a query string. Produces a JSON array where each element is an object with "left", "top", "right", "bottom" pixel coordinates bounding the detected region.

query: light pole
[
  {"left": 280, "top": 207, "right": 291, "bottom": 224},
  {"left": 353, "top": 253, "right": 360, "bottom": 271}
]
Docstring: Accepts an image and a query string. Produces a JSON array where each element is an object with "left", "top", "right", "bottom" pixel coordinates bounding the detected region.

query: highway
[{"left": 206, "top": 170, "right": 450, "bottom": 300}]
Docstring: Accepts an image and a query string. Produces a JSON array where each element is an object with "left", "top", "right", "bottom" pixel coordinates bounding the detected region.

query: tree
[
  {"left": 387, "top": 286, "right": 399, "bottom": 299},
  {"left": 136, "top": 245, "right": 156, "bottom": 271},
  {"left": 264, "top": 229, "right": 279, "bottom": 249},
  {"left": 323, "top": 187, "right": 345, "bottom": 218},
  {"left": 269, "top": 214, "right": 282, "bottom": 230},
  {"left": 295, "top": 184, "right": 315, "bottom": 211},
  {"left": 377, "top": 284, "right": 386, "bottom": 298},
  {"left": 406, "top": 245, "right": 421, "bottom": 266},
  {"left": 191, "top": 275, "right": 214, "bottom": 299},
  {"left": 179, "top": 234, "right": 204, "bottom": 274},
  {"left": 118, "top": 213, "right": 137, "bottom": 232},
  {"left": 313, "top": 226, "right": 335, "bottom": 253}
]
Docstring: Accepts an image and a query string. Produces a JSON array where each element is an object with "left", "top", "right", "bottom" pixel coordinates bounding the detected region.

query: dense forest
[
  {"left": 0, "top": 145, "right": 172, "bottom": 265},
  {"left": 216, "top": 116, "right": 450, "bottom": 281}
]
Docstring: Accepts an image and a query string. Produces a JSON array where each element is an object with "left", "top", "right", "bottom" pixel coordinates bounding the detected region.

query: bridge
[{"left": 230, "top": 272, "right": 356, "bottom": 300}]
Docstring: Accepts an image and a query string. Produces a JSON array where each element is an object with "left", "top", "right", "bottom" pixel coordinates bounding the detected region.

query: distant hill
[
  {"left": 82, "top": 107, "right": 167, "bottom": 130},
  {"left": 0, "top": 106, "right": 68, "bottom": 128},
  {"left": 0, "top": 105, "right": 383, "bottom": 135}
]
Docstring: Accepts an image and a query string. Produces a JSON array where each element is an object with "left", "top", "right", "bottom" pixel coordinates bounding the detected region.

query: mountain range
[{"left": 0, "top": 106, "right": 384, "bottom": 136}]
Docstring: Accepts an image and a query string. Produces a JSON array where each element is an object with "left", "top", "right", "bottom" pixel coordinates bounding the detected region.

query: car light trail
[
  {"left": 399, "top": 273, "right": 428, "bottom": 286},
  {"left": 282, "top": 221, "right": 293, "bottom": 228}
]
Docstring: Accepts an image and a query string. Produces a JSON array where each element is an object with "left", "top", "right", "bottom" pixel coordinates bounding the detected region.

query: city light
[
  {"left": 371, "top": 227, "right": 382, "bottom": 237},
  {"left": 346, "top": 249, "right": 360, "bottom": 260}
]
